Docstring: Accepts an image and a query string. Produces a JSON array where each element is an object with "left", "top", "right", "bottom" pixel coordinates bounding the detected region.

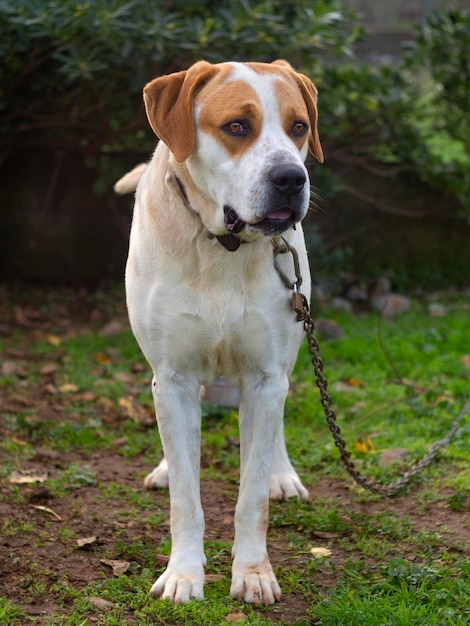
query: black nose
[{"left": 269, "top": 164, "right": 306, "bottom": 197}]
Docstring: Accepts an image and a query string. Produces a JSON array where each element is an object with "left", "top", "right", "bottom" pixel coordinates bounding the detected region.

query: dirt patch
[{"left": 1, "top": 448, "right": 469, "bottom": 623}]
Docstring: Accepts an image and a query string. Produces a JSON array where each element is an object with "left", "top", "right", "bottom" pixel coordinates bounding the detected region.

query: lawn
[{"left": 0, "top": 284, "right": 469, "bottom": 625}]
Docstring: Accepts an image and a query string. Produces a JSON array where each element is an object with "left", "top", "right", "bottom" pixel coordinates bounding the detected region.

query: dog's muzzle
[{"left": 224, "top": 164, "right": 307, "bottom": 237}]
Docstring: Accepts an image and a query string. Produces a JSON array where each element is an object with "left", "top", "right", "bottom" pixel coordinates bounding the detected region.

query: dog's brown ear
[
  {"left": 143, "top": 61, "right": 217, "bottom": 162},
  {"left": 293, "top": 73, "right": 324, "bottom": 164}
]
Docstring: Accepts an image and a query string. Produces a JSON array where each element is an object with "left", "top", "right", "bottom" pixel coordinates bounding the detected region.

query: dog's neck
[{"left": 173, "top": 174, "right": 247, "bottom": 252}]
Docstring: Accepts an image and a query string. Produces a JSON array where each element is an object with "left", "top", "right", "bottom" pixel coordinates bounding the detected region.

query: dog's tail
[{"left": 114, "top": 163, "right": 148, "bottom": 195}]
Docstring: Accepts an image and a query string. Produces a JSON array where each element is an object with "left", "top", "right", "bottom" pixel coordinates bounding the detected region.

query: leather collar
[{"left": 173, "top": 175, "right": 247, "bottom": 252}]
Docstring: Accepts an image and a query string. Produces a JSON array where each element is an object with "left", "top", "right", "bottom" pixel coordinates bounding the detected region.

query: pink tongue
[{"left": 266, "top": 208, "right": 294, "bottom": 220}]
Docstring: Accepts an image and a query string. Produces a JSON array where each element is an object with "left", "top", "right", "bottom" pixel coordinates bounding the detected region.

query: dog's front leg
[
  {"left": 148, "top": 374, "right": 206, "bottom": 603},
  {"left": 230, "top": 374, "right": 287, "bottom": 605}
]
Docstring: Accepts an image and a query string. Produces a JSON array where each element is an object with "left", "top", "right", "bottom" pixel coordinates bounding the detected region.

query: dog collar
[{"left": 173, "top": 175, "right": 247, "bottom": 252}]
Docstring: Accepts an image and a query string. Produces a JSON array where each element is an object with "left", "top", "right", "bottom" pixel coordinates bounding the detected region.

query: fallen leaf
[
  {"left": 33, "top": 505, "right": 62, "bottom": 521},
  {"left": 2, "top": 360, "right": 22, "bottom": 376},
  {"left": 9, "top": 470, "right": 48, "bottom": 484},
  {"left": 156, "top": 553, "right": 170, "bottom": 565},
  {"left": 59, "top": 383, "right": 79, "bottom": 393},
  {"left": 47, "top": 334, "right": 62, "bottom": 346},
  {"left": 73, "top": 392, "right": 96, "bottom": 402},
  {"left": 94, "top": 353, "right": 111, "bottom": 364},
  {"left": 114, "top": 371, "right": 131, "bottom": 383},
  {"left": 100, "top": 558, "right": 130, "bottom": 576},
  {"left": 345, "top": 377, "right": 365, "bottom": 388},
  {"left": 354, "top": 438, "right": 374, "bottom": 454},
  {"left": 310, "top": 547, "right": 332, "bottom": 558},
  {"left": 460, "top": 355, "right": 470, "bottom": 369},
  {"left": 111, "top": 436, "right": 129, "bottom": 447},
  {"left": 95, "top": 396, "right": 114, "bottom": 411},
  {"left": 119, "top": 396, "right": 153, "bottom": 426},
  {"left": 335, "top": 381, "right": 362, "bottom": 392},
  {"left": 88, "top": 596, "right": 115, "bottom": 610},
  {"left": 206, "top": 573, "right": 225, "bottom": 582},
  {"left": 40, "top": 363, "right": 59, "bottom": 375},
  {"left": 313, "top": 530, "right": 343, "bottom": 539},
  {"left": 77, "top": 536, "right": 98, "bottom": 548},
  {"left": 11, "top": 436, "right": 27, "bottom": 446}
]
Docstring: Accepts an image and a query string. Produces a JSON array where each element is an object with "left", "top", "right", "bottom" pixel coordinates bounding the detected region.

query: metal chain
[
  {"left": 296, "top": 292, "right": 470, "bottom": 496},
  {"left": 273, "top": 236, "right": 470, "bottom": 497}
]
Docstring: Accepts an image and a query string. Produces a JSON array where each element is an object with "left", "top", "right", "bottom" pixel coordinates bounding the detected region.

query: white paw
[
  {"left": 150, "top": 567, "right": 205, "bottom": 604},
  {"left": 144, "top": 458, "right": 169, "bottom": 489},
  {"left": 269, "top": 472, "right": 309, "bottom": 501},
  {"left": 230, "top": 561, "right": 281, "bottom": 605}
]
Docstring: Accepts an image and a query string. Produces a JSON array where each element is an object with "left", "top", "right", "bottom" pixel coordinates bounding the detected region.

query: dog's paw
[
  {"left": 269, "top": 472, "right": 309, "bottom": 501},
  {"left": 150, "top": 567, "right": 204, "bottom": 604},
  {"left": 143, "top": 458, "right": 169, "bottom": 489},
  {"left": 230, "top": 562, "right": 281, "bottom": 605}
]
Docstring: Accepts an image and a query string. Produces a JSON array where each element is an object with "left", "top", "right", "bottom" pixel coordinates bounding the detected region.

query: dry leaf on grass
[
  {"left": 58, "top": 383, "right": 79, "bottom": 393},
  {"left": 354, "top": 438, "right": 374, "bottom": 454},
  {"left": 9, "top": 469, "right": 48, "bottom": 484},
  {"left": 313, "top": 530, "right": 343, "bottom": 539},
  {"left": 32, "top": 505, "right": 62, "bottom": 521},
  {"left": 155, "top": 553, "right": 170, "bottom": 565},
  {"left": 88, "top": 596, "right": 115, "bottom": 610},
  {"left": 77, "top": 536, "right": 98, "bottom": 548},
  {"left": 40, "top": 363, "right": 59, "bottom": 375},
  {"left": 205, "top": 573, "right": 225, "bottom": 582},
  {"left": 310, "top": 547, "right": 332, "bottom": 558},
  {"left": 100, "top": 558, "right": 130, "bottom": 576},
  {"left": 119, "top": 396, "right": 153, "bottom": 426},
  {"left": 461, "top": 355, "right": 470, "bottom": 369}
]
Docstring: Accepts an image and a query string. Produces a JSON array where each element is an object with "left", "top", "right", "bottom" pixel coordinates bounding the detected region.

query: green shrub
[
  {"left": 315, "top": 9, "right": 470, "bottom": 221},
  {"left": 0, "top": 0, "right": 359, "bottom": 156}
]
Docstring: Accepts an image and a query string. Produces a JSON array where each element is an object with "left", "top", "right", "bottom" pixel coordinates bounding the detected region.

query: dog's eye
[
  {"left": 222, "top": 120, "right": 250, "bottom": 136},
  {"left": 292, "top": 121, "right": 308, "bottom": 137}
]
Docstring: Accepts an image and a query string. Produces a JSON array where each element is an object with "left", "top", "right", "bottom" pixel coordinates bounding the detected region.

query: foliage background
[{"left": 0, "top": 0, "right": 469, "bottom": 286}]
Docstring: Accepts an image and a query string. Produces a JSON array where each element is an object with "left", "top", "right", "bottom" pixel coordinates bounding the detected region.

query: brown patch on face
[
  {"left": 274, "top": 78, "right": 311, "bottom": 151},
  {"left": 197, "top": 77, "right": 263, "bottom": 158}
]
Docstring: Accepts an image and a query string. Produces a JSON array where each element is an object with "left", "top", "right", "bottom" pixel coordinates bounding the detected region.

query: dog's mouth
[
  {"left": 223, "top": 205, "right": 296, "bottom": 236},
  {"left": 223, "top": 206, "right": 246, "bottom": 234}
]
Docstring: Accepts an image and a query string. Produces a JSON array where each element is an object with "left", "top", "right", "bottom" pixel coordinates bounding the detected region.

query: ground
[{"left": 0, "top": 286, "right": 469, "bottom": 625}]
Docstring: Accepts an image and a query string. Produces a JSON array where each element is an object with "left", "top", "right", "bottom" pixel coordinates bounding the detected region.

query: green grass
[{"left": 0, "top": 288, "right": 469, "bottom": 625}]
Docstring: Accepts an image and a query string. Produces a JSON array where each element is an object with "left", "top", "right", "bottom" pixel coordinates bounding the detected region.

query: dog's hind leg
[
  {"left": 143, "top": 457, "right": 169, "bottom": 489},
  {"left": 269, "top": 429, "right": 309, "bottom": 500}
]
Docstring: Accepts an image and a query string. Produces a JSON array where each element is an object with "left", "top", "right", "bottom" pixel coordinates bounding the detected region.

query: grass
[{"left": 0, "top": 286, "right": 469, "bottom": 625}]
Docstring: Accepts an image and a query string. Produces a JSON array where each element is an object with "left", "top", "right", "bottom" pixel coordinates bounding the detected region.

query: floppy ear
[
  {"left": 143, "top": 61, "right": 217, "bottom": 162},
  {"left": 293, "top": 72, "right": 324, "bottom": 164}
]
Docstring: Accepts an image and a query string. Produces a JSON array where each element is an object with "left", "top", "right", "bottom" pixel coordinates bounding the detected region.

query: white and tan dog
[{"left": 116, "top": 60, "right": 323, "bottom": 606}]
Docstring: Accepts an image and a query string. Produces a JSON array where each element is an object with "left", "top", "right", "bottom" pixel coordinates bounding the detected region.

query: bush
[
  {"left": 0, "top": 0, "right": 360, "bottom": 157},
  {"left": 315, "top": 9, "right": 470, "bottom": 221}
]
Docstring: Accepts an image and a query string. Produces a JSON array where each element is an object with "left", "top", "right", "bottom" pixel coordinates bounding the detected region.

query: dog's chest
[{"left": 148, "top": 276, "right": 295, "bottom": 380}]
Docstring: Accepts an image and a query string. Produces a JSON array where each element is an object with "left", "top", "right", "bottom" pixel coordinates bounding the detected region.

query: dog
[{"left": 115, "top": 59, "right": 323, "bottom": 606}]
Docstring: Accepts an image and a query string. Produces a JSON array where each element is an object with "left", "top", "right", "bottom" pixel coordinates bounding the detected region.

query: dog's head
[{"left": 143, "top": 60, "right": 323, "bottom": 242}]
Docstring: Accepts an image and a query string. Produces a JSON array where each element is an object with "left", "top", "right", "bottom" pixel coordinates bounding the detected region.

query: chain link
[
  {"left": 275, "top": 238, "right": 469, "bottom": 496},
  {"left": 297, "top": 294, "right": 470, "bottom": 496}
]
